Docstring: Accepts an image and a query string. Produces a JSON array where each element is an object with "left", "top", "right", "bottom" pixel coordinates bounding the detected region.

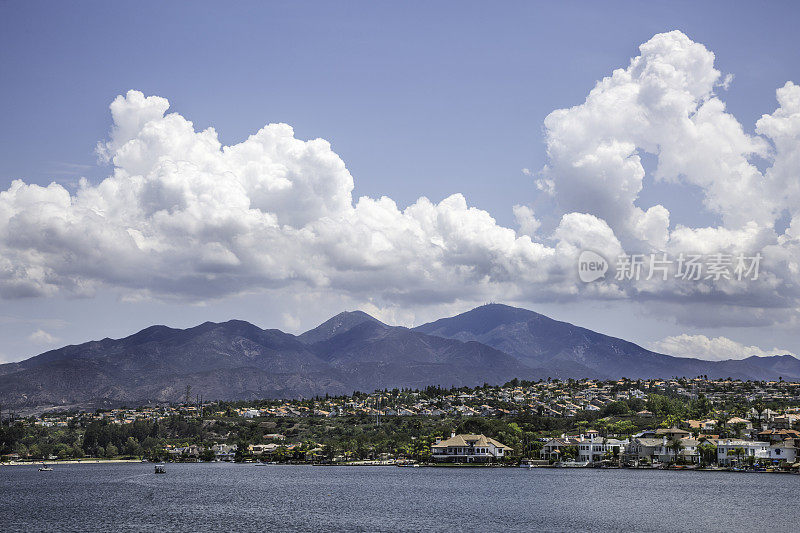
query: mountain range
[{"left": 1, "top": 304, "right": 798, "bottom": 410}]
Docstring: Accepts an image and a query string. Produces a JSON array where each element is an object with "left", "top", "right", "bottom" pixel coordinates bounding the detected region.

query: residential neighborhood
[{"left": 2, "top": 377, "right": 800, "bottom": 472}]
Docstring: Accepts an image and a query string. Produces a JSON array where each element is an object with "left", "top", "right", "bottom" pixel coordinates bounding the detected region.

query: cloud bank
[
  {"left": 0, "top": 31, "right": 798, "bottom": 330},
  {"left": 650, "top": 334, "right": 795, "bottom": 361}
]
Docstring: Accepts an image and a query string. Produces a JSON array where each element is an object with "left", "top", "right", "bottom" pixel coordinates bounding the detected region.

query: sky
[{"left": 0, "top": 1, "right": 799, "bottom": 363}]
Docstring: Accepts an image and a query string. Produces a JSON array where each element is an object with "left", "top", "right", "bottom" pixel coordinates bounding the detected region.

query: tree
[
  {"left": 28, "top": 444, "right": 42, "bottom": 460},
  {"left": 200, "top": 448, "right": 215, "bottom": 462},
  {"left": 731, "top": 422, "right": 747, "bottom": 438},
  {"left": 601, "top": 401, "right": 630, "bottom": 417},
  {"left": 731, "top": 447, "right": 746, "bottom": 465},
  {"left": 405, "top": 436, "right": 435, "bottom": 463},
  {"left": 123, "top": 437, "right": 142, "bottom": 457},
  {"left": 698, "top": 442, "right": 717, "bottom": 466},
  {"left": 561, "top": 445, "right": 578, "bottom": 460},
  {"left": 669, "top": 438, "right": 684, "bottom": 464},
  {"left": 105, "top": 444, "right": 119, "bottom": 458},
  {"left": 660, "top": 414, "right": 682, "bottom": 429}
]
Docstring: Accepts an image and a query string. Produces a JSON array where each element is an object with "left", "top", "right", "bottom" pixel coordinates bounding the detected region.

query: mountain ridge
[{"left": 1, "top": 304, "right": 797, "bottom": 410}]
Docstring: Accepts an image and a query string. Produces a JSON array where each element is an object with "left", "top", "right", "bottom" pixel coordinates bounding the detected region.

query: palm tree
[
  {"left": 669, "top": 438, "right": 684, "bottom": 464},
  {"left": 732, "top": 446, "right": 746, "bottom": 466},
  {"left": 698, "top": 442, "right": 717, "bottom": 466}
]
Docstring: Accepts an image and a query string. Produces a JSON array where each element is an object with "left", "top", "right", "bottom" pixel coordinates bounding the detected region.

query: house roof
[
  {"left": 633, "top": 438, "right": 664, "bottom": 447},
  {"left": 655, "top": 428, "right": 690, "bottom": 435},
  {"left": 433, "top": 433, "right": 512, "bottom": 450}
]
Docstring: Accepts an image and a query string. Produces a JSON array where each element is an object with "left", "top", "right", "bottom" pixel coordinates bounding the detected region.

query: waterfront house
[
  {"left": 577, "top": 436, "right": 629, "bottom": 463},
  {"left": 716, "top": 439, "right": 770, "bottom": 465},
  {"left": 249, "top": 443, "right": 280, "bottom": 456},
  {"left": 431, "top": 433, "right": 511, "bottom": 463},
  {"left": 211, "top": 443, "right": 237, "bottom": 461},
  {"left": 768, "top": 440, "right": 797, "bottom": 463},
  {"left": 540, "top": 437, "right": 581, "bottom": 461},
  {"left": 168, "top": 445, "right": 202, "bottom": 459},
  {"left": 657, "top": 437, "right": 701, "bottom": 464},
  {"left": 625, "top": 438, "right": 663, "bottom": 464}
]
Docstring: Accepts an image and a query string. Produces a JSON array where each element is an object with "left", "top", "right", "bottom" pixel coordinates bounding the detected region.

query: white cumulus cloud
[
  {"left": 0, "top": 31, "right": 798, "bottom": 331},
  {"left": 649, "top": 334, "right": 794, "bottom": 361},
  {"left": 28, "top": 329, "right": 59, "bottom": 345}
]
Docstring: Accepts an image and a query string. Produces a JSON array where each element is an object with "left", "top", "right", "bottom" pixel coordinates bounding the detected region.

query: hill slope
[
  {"left": 0, "top": 313, "right": 532, "bottom": 410},
  {"left": 415, "top": 304, "right": 800, "bottom": 380}
]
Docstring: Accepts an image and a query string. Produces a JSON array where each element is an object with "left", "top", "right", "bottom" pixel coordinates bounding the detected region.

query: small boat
[
  {"left": 38, "top": 463, "right": 53, "bottom": 472},
  {"left": 520, "top": 459, "right": 549, "bottom": 468},
  {"left": 154, "top": 464, "right": 166, "bottom": 474},
  {"left": 556, "top": 460, "right": 589, "bottom": 468}
]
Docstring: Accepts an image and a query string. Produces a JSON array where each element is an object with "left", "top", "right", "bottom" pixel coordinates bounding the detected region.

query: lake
[{"left": 1, "top": 463, "right": 798, "bottom": 532}]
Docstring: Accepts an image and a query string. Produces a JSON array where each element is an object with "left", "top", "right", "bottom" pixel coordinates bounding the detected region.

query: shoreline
[
  {"left": 4, "top": 459, "right": 797, "bottom": 474},
  {"left": 0, "top": 459, "right": 144, "bottom": 466}
]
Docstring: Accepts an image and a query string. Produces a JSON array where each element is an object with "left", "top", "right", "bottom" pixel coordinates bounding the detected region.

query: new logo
[{"left": 578, "top": 250, "right": 608, "bottom": 283}]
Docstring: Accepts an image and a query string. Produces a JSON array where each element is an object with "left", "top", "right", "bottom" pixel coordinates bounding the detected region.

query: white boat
[
  {"left": 520, "top": 459, "right": 547, "bottom": 468},
  {"left": 556, "top": 460, "right": 589, "bottom": 468},
  {"left": 38, "top": 463, "right": 53, "bottom": 471},
  {"left": 154, "top": 464, "right": 166, "bottom": 474}
]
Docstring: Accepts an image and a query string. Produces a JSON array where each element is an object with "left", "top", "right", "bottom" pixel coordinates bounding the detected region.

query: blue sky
[{"left": 0, "top": 1, "right": 798, "bottom": 363}]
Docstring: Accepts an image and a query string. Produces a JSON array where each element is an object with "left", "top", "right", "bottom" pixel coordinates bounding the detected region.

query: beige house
[{"left": 431, "top": 433, "right": 512, "bottom": 463}]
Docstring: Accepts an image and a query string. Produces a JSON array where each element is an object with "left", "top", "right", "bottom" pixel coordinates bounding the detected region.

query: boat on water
[
  {"left": 154, "top": 464, "right": 166, "bottom": 474},
  {"left": 38, "top": 463, "right": 53, "bottom": 471},
  {"left": 556, "top": 460, "right": 590, "bottom": 468},
  {"left": 520, "top": 459, "right": 549, "bottom": 468}
]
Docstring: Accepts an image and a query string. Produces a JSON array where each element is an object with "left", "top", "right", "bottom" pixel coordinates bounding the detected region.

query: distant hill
[
  {"left": 415, "top": 304, "right": 800, "bottom": 381},
  {"left": 0, "top": 320, "right": 344, "bottom": 410},
  {"left": 0, "top": 312, "right": 532, "bottom": 410},
  {"left": 1, "top": 303, "right": 798, "bottom": 410}
]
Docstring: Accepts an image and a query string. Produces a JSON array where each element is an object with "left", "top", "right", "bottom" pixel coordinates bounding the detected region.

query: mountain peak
[
  {"left": 297, "top": 310, "right": 385, "bottom": 344},
  {"left": 415, "top": 303, "right": 543, "bottom": 338}
]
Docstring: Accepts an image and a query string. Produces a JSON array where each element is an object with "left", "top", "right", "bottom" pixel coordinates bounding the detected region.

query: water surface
[{"left": 1, "top": 463, "right": 797, "bottom": 532}]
